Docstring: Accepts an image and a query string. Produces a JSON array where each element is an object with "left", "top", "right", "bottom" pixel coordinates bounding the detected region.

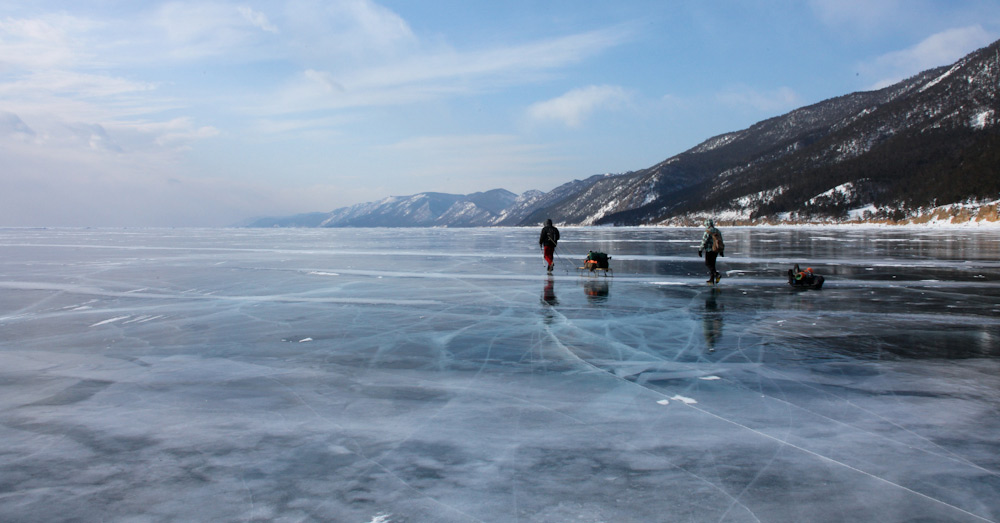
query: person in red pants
[{"left": 538, "top": 218, "right": 560, "bottom": 273}]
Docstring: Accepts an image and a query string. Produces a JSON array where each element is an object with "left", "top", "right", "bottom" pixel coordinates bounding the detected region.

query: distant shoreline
[{"left": 4, "top": 219, "right": 999, "bottom": 230}]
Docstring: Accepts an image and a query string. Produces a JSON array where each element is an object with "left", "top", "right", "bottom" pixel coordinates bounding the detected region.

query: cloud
[
  {"left": 0, "top": 111, "right": 36, "bottom": 140},
  {"left": 283, "top": 0, "right": 417, "bottom": 61},
  {"left": 152, "top": 2, "right": 284, "bottom": 60},
  {"left": 302, "top": 69, "right": 347, "bottom": 93},
  {"left": 0, "top": 70, "right": 156, "bottom": 100},
  {"left": 131, "top": 117, "right": 220, "bottom": 146},
  {"left": 238, "top": 6, "right": 278, "bottom": 34},
  {"left": 4, "top": 4, "right": 632, "bottom": 128},
  {"left": 386, "top": 26, "right": 630, "bottom": 87},
  {"left": 0, "top": 5, "right": 271, "bottom": 69},
  {"left": 715, "top": 86, "right": 801, "bottom": 113},
  {"left": 863, "top": 25, "right": 997, "bottom": 88},
  {"left": 0, "top": 7, "right": 226, "bottom": 173},
  {"left": 0, "top": 2, "right": 634, "bottom": 225},
  {"left": 0, "top": 13, "right": 169, "bottom": 124},
  {"left": 250, "top": 115, "right": 354, "bottom": 136},
  {"left": 0, "top": 12, "right": 103, "bottom": 68},
  {"left": 329, "top": 0, "right": 415, "bottom": 55},
  {"left": 262, "top": 25, "right": 632, "bottom": 117},
  {"left": 383, "top": 134, "right": 545, "bottom": 158},
  {"left": 0, "top": 68, "right": 203, "bottom": 155},
  {"left": 526, "top": 85, "right": 630, "bottom": 128},
  {"left": 68, "top": 123, "right": 124, "bottom": 153},
  {"left": 808, "top": 0, "right": 904, "bottom": 34}
]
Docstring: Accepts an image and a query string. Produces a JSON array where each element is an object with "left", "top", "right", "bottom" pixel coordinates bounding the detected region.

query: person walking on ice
[
  {"left": 698, "top": 219, "right": 724, "bottom": 283},
  {"left": 539, "top": 219, "right": 560, "bottom": 273}
]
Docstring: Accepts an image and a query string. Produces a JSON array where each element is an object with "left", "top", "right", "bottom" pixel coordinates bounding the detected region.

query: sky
[{"left": 1, "top": 1, "right": 998, "bottom": 227}]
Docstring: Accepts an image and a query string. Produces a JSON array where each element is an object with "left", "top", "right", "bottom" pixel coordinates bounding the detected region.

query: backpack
[
  {"left": 586, "top": 251, "right": 610, "bottom": 269},
  {"left": 711, "top": 230, "right": 724, "bottom": 254}
]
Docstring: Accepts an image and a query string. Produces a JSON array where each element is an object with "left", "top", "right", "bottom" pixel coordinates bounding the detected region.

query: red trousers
[{"left": 543, "top": 245, "right": 555, "bottom": 266}]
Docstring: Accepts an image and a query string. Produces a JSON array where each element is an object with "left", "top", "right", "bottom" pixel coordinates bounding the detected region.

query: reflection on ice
[
  {"left": 1, "top": 227, "right": 998, "bottom": 522},
  {"left": 701, "top": 288, "right": 724, "bottom": 352},
  {"left": 582, "top": 279, "right": 610, "bottom": 303}
]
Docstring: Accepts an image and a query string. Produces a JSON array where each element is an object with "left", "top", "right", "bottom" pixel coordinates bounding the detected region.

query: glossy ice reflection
[{"left": 1, "top": 227, "right": 998, "bottom": 522}]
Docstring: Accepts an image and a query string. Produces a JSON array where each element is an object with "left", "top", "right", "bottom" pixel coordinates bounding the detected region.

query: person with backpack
[
  {"left": 539, "top": 219, "right": 560, "bottom": 273},
  {"left": 697, "top": 219, "right": 724, "bottom": 283}
]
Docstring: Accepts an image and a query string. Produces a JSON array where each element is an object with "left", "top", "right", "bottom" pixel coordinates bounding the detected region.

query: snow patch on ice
[
  {"left": 656, "top": 399, "right": 670, "bottom": 406},
  {"left": 699, "top": 376, "right": 721, "bottom": 381},
  {"left": 670, "top": 395, "right": 697, "bottom": 404}
]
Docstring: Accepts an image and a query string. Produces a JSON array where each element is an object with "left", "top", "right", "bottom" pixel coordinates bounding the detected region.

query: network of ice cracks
[{"left": 0, "top": 226, "right": 998, "bottom": 522}]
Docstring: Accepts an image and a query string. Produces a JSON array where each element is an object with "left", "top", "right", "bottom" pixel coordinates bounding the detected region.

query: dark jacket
[{"left": 539, "top": 220, "right": 560, "bottom": 248}]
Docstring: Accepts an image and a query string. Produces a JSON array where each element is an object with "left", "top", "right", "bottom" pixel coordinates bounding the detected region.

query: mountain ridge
[{"left": 247, "top": 39, "right": 1000, "bottom": 228}]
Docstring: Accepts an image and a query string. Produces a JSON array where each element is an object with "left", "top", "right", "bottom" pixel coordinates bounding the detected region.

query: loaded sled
[
  {"left": 788, "top": 264, "right": 824, "bottom": 289},
  {"left": 579, "top": 251, "right": 612, "bottom": 277}
]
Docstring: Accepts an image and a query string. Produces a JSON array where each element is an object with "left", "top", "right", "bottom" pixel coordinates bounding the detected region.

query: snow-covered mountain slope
[
  {"left": 546, "top": 39, "right": 1000, "bottom": 226},
  {"left": 248, "top": 39, "right": 1000, "bottom": 228}
]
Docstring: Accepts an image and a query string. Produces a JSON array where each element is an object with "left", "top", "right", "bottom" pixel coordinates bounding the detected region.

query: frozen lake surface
[{"left": 1, "top": 226, "right": 999, "bottom": 522}]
